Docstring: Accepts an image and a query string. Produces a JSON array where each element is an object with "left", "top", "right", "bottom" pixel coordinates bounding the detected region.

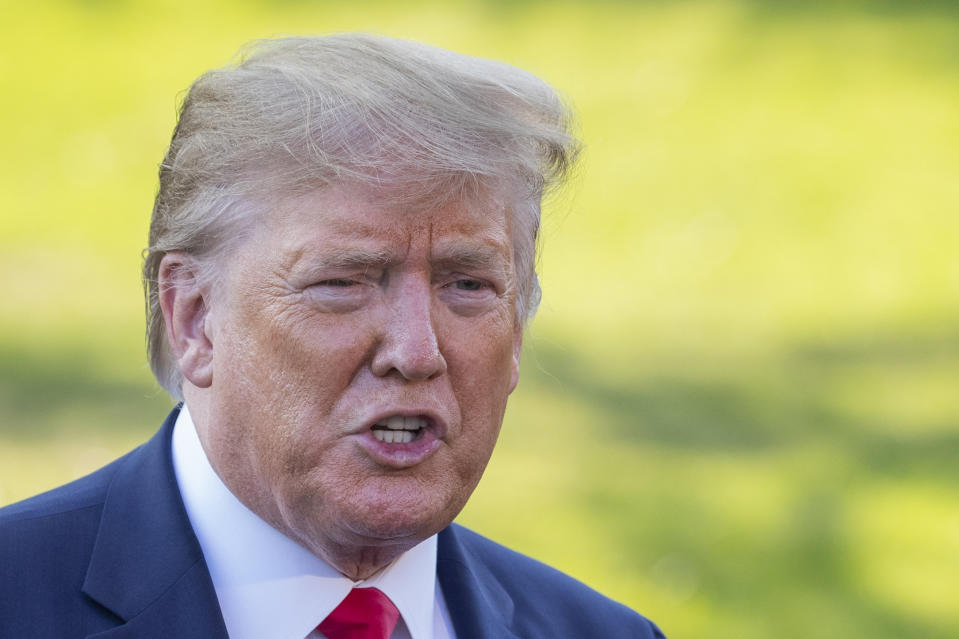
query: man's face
[{"left": 196, "top": 185, "right": 522, "bottom": 568}]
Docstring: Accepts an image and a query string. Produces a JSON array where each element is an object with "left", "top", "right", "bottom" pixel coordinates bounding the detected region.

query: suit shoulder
[
  {"left": 0, "top": 451, "right": 132, "bottom": 567},
  {"left": 0, "top": 409, "right": 174, "bottom": 527},
  {"left": 0, "top": 450, "right": 130, "bottom": 525},
  {"left": 0, "top": 451, "right": 143, "bottom": 637},
  {"left": 441, "top": 524, "right": 666, "bottom": 638}
]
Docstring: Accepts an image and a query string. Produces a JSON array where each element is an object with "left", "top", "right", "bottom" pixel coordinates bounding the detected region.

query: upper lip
[{"left": 360, "top": 408, "right": 448, "bottom": 439}]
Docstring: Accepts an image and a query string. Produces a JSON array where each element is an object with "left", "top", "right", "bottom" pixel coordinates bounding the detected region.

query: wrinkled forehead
[
  {"left": 263, "top": 181, "right": 515, "bottom": 255},
  {"left": 245, "top": 167, "right": 509, "bottom": 226}
]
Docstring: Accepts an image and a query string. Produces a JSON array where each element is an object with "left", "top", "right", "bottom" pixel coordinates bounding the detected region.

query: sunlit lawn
[{"left": 2, "top": 1, "right": 958, "bottom": 637}]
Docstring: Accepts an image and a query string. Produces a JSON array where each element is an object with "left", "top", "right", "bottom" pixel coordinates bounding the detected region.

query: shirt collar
[{"left": 171, "top": 404, "right": 439, "bottom": 639}]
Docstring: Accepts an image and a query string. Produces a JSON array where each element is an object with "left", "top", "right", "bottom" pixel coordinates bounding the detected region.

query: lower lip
[{"left": 354, "top": 429, "right": 442, "bottom": 468}]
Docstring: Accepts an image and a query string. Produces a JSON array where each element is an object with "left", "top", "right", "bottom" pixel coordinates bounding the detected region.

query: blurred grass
[{"left": 2, "top": 1, "right": 958, "bottom": 637}]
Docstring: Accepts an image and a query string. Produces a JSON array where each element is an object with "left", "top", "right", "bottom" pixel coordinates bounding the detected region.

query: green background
[{"left": 2, "top": 1, "right": 958, "bottom": 637}]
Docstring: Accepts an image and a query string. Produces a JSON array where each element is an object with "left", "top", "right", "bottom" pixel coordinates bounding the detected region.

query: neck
[{"left": 302, "top": 534, "right": 416, "bottom": 581}]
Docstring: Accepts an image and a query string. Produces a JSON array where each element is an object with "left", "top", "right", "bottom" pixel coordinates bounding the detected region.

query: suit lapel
[
  {"left": 82, "top": 408, "right": 229, "bottom": 639},
  {"left": 437, "top": 525, "right": 522, "bottom": 639}
]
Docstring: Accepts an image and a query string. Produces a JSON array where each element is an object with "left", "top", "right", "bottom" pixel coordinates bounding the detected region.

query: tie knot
[{"left": 318, "top": 587, "right": 401, "bottom": 639}]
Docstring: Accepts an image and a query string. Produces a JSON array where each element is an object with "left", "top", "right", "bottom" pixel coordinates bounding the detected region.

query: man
[{"left": 0, "top": 34, "right": 664, "bottom": 638}]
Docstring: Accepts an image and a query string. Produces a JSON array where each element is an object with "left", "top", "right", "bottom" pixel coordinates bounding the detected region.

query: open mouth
[{"left": 371, "top": 415, "right": 429, "bottom": 444}]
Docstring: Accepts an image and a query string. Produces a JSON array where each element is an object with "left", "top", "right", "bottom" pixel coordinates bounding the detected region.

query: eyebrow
[
  {"left": 284, "top": 246, "right": 395, "bottom": 273},
  {"left": 314, "top": 248, "right": 395, "bottom": 270},
  {"left": 431, "top": 243, "right": 512, "bottom": 271},
  {"left": 285, "top": 241, "right": 511, "bottom": 273}
]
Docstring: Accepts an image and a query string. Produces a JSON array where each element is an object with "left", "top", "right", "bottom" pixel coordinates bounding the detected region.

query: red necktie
[{"left": 317, "top": 587, "right": 401, "bottom": 639}]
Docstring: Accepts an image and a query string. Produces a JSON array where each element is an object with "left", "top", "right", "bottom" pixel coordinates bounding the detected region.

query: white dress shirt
[{"left": 171, "top": 405, "right": 456, "bottom": 639}]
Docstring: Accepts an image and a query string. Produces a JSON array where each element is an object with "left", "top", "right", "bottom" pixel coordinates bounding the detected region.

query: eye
[
  {"left": 453, "top": 279, "right": 485, "bottom": 291},
  {"left": 438, "top": 274, "right": 501, "bottom": 316},
  {"left": 318, "top": 279, "right": 356, "bottom": 287},
  {"left": 303, "top": 277, "right": 370, "bottom": 313}
]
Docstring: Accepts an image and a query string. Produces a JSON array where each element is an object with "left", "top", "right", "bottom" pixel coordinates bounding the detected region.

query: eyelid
[
  {"left": 307, "top": 267, "right": 382, "bottom": 287},
  {"left": 455, "top": 276, "right": 488, "bottom": 286},
  {"left": 441, "top": 275, "right": 499, "bottom": 296},
  {"left": 317, "top": 278, "right": 357, "bottom": 286},
  {"left": 301, "top": 277, "right": 371, "bottom": 313}
]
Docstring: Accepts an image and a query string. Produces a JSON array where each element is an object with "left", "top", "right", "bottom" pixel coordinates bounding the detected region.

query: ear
[
  {"left": 508, "top": 323, "right": 523, "bottom": 394},
  {"left": 158, "top": 252, "right": 215, "bottom": 389}
]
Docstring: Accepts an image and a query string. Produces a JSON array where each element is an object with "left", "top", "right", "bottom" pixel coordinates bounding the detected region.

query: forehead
[{"left": 260, "top": 185, "right": 515, "bottom": 264}]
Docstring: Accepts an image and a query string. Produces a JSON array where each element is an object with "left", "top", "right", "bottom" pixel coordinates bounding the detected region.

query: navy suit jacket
[{"left": 0, "top": 409, "right": 664, "bottom": 638}]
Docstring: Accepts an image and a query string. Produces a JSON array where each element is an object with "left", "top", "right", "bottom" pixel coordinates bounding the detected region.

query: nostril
[{"left": 371, "top": 330, "right": 447, "bottom": 380}]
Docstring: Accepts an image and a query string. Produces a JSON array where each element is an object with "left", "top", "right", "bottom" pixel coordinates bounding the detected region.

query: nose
[{"left": 370, "top": 278, "right": 447, "bottom": 381}]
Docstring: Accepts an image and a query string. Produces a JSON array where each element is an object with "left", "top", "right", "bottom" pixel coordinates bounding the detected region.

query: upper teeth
[
  {"left": 372, "top": 416, "right": 428, "bottom": 444},
  {"left": 376, "top": 416, "right": 427, "bottom": 431}
]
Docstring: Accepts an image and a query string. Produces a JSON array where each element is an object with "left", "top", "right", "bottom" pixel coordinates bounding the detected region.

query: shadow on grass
[
  {"left": 524, "top": 327, "right": 959, "bottom": 480},
  {"left": 522, "top": 328, "right": 959, "bottom": 639},
  {"left": 0, "top": 343, "right": 172, "bottom": 440},
  {"left": 3, "top": 325, "right": 957, "bottom": 470}
]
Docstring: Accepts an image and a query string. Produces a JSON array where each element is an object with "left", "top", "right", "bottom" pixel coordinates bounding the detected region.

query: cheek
[
  {"left": 447, "top": 314, "right": 517, "bottom": 432},
  {"left": 232, "top": 296, "right": 365, "bottom": 384},
  {"left": 213, "top": 298, "right": 371, "bottom": 459}
]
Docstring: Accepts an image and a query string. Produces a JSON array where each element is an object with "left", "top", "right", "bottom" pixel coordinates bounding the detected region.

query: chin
[{"left": 340, "top": 485, "right": 460, "bottom": 544}]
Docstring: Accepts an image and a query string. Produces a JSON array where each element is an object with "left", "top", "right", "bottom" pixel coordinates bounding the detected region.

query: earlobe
[{"left": 158, "top": 253, "right": 214, "bottom": 389}]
